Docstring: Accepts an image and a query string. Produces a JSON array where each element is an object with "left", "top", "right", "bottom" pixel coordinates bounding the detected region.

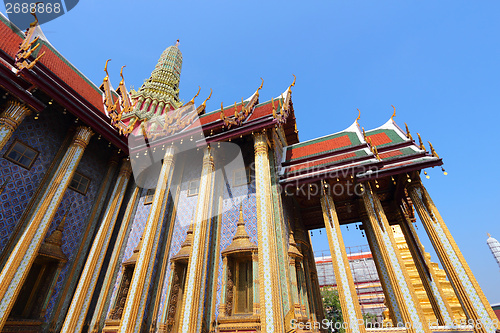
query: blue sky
[{"left": 2, "top": 0, "right": 500, "bottom": 303}]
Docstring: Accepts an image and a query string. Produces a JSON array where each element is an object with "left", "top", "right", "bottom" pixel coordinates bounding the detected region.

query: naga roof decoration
[
  {"left": 14, "top": 12, "right": 45, "bottom": 72},
  {"left": 220, "top": 78, "right": 264, "bottom": 129},
  {"left": 272, "top": 75, "right": 296, "bottom": 124}
]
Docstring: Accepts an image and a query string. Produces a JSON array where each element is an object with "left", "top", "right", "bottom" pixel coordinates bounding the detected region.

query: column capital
[
  {"left": 72, "top": 126, "right": 94, "bottom": 149},
  {"left": 118, "top": 159, "right": 133, "bottom": 177}
]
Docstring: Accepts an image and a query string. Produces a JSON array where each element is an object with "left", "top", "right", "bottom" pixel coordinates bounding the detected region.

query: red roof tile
[
  {"left": 0, "top": 19, "right": 23, "bottom": 58},
  {"left": 379, "top": 150, "right": 403, "bottom": 159},
  {"left": 38, "top": 45, "right": 104, "bottom": 112},
  {"left": 366, "top": 132, "right": 391, "bottom": 146},
  {"left": 289, "top": 152, "right": 357, "bottom": 172},
  {"left": 286, "top": 134, "right": 352, "bottom": 161}
]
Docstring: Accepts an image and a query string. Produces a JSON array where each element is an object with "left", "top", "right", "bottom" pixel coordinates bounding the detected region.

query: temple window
[
  {"left": 143, "top": 189, "right": 155, "bottom": 205},
  {"left": 232, "top": 257, "right": 253, "bottom": 314},
  {"left": 187, "top": 178, "right": 199, "bottom": 196},
  {"left": 233, "top": 167, "right": 252, "bottom": 186},
  {"left": 69, "top": 172, "right": 90, "bottom": 195},
  {"left": 4, "top": 139, "right": 39, "bottom": 169}
]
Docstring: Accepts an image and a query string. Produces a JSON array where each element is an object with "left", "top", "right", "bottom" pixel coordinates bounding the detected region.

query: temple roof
[{"left": 279, "top": 117, "right": 442, "bottom": 183}]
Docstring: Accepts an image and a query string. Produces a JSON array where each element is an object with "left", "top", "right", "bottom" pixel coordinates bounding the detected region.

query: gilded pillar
[
  {"left": 253, "top": 131, "right": 285, "bottom": 333},
  {"left": 118, "top": 146, "right": 177, "bottom": 333},
  {"left": 288, "top": 232, "right": 302, "bottom": 318},
  {"left": 361, "top": 182, "right": 430, "bottom": 333},
  {"left": 61, "top": 159, "right": 132, "bottom": 333},
  {"left": 396, "top": 205, "right": 455, "bottom": 326},
  {"left": 0, "top": 126, "right": 93, "bottom": 330},
  {"left": 0, "top": 100, "right": 31, "bottom": 151},
  {"left": 178, "top": 146, "right": 215, "bottom": 333},
  {"left": 407, "top": 179, "right": 498, "bottom": 332},
  {"left": 320, "top": 191, "right": 366, "bottom": 333}
]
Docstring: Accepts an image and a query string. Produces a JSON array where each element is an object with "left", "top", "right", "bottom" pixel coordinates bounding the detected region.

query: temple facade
[{"left": 0, "top": 13, "right": 498, "bottom": 333}]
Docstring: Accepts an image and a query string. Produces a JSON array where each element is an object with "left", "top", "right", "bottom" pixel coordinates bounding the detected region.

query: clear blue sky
[{"left": 2, "top": 0, "right": 499, "bottom": 303}]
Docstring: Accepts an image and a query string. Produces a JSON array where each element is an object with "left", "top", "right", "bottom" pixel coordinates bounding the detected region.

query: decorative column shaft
[
  {"left": 60, "top": 160, "right": 133, "bottom": 333},
  {"left": 407, "top": 179, "right": 498, "bottom": 332},
  {"left": 0, "top": 101, "right": 31, "bottom": 151},
  {"left": 320, "top": 192, "right": 366, "bottom": 333},
  {"left": 89, "top": 185, "right": 140, "bottom": 333},
  {"left": 396, "top": 206, "right": 454, "bottom": 326},
  {"left": 118, "top": 146, "right": 177, "bottom": 333},
  {"left": 179, "top": 146, "right": 215, "bottom": 333},
  {"left": 361, "top": 182, "right": 430, "bottom": 333},
  {"left": 253, "top": 131, "right": 284, "bottom": 333},
  {"left": 0, "top": 126, "right": 93, "bottom": 330}
]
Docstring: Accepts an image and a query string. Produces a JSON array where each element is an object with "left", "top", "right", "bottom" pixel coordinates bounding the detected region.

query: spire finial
[
  {"left": 176, "top": 39, "right": 180, "bottom": 47},
  {"left": 356, "top": 108, "right": 361, "bottom": 124},
  {"left": 488, "top": 232, "right": 491, "bottom": 238},
  {"left": 391, "top": 105, "right": 396, "bottom": 120}
]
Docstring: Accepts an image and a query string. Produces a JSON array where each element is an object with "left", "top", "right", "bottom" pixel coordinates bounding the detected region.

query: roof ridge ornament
[
  {"left": 355, "top": 108, "right": 361, "bottom": 125},
  {"left": 404, "top": 123, "right": 413, "bottom": 141},
  {"left": 417, "top": 133, "right": 426, "bottom": 151},
  {"left": 428, "top": 141, "right": 439, "bottom": 158},
  {"left": 391, "top": 105, "right": 396, "bottom": 120},
  {"left": 14, "top": 7, "right": 46, "bottom": 72},
  {"left": 220, "top": 78, "right": 264, "bottom": 129}
]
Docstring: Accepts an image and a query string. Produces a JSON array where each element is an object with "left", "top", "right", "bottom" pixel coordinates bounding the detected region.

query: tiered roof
[{"left": 280, "top": 117, "right": 442, "bottom": 183}]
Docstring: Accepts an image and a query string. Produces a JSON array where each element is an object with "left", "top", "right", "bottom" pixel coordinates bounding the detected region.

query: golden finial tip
[
  {"left": 487, "top": 232, "right": 491, "bottom": 238},
  {"left": 391, "top": 105, "right": 396, "bottom": 120},
  {"left": 356, "top": 108, "right": 361, "bottom": 123}
]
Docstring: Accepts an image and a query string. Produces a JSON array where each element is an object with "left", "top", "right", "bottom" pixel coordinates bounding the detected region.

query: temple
[{"left": 0, "top": 12, "right": 497, "bottom": 333}]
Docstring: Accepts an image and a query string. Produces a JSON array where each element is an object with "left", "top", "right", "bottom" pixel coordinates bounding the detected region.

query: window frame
[
  {"left": 233, "top": 256, "right": 253, "bottom": 315},
  {"left": 68, "top": 172, "right": 91, "bottom": 195},
  {"left": 3, "top": 139, "right": 39, "bottom": 170},
  {"left": 233, "top": 167, "right": 252, "bottom": 187},
  {"left": 187, "top": 179, "right": 200, "bottom": 197},
  {"left": 143, "top": 189, "right": 155, "bottom": 205}
]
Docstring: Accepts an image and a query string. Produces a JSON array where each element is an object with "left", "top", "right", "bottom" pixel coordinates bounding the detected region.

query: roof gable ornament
[
  {"left": 273, "top": 75, "right": 296, "bottom": 124},
  {"left": 404, "top": 123, "right": 413, "bottom": 141},
  {"left": 390, "top": 105, "right": 396, "bottom": 120},
  {"left": 417, "top": 133, "right": 426, "bottom": 151},
  {"left": 220, "top": 78, "right": 264, "bottom": 129},
  {"left": 14, "top": 9, "right": 46, "bottom": 72}
]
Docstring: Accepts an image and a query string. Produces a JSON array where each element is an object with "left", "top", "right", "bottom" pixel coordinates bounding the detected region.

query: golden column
[
  {"left": 396, "top": 206, "right": 455, "bottom": 326},
  {"left": 253, "top": 131, "right": 285, "bottom": 333},
  {"left": 361, "top": 181, "right": 430, "bottom": 333},
  {"left": 0, "top": 100, "right": 31, "bottom": 151},
  {"left": 407, "top": 178, "right": 498, "bottom": 332},
  {"left": 89, "top": 185, "right": 140, "bottom": 333},
  {"left": 61, "top": 160, "right": 132, "bottom": 333},
  {"left": 0, "top": 126, "right": 93, "bottom": 330},
  {"left": 118, "top": 146, "right": 177, "bottom": 333},
  {"left": 320, "top": 190, "right": 366, "bottom": 333},
  {"left": 178, "top": 146, "right": 216, "bottom": 333},
  {"left": 288, "top": 231, "right": 303, "bottom": 319}
]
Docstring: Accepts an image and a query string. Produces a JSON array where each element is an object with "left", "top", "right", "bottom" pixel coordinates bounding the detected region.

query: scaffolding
[{"left": 315, "top": 245, "right": 386, "bottom": 321}]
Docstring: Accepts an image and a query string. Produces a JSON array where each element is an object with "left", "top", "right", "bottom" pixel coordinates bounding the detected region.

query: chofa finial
[{"left": 391, "top": 105, "right": 396, "bottom": 120}]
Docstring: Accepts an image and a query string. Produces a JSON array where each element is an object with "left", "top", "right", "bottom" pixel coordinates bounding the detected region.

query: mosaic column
[
  {"left": 61, "top": 159, "right": 131, "bottom": 333},
  {"left": 320, "top": 191, "right": 366, "bottom": 333},
  {"left": 288, "top": 232, "right": 303, "bottom": 318},
  {"left": 396, "top": 205, "right": 455, "bottom": 326},
  {"left": 0, "top": 100, "right": 31, "bottom": 151},
  {"left": 178, "top": 146, "right": 215, "bottom": 333},
  {"left": 253, "top": 131, "right": 285, "bottom": 333},
  {"left": 0, "top": 126, "right": 93, "bottom": 330},
  {"left": 407, "top": 179, "right": 498, "bottom": 332},
  {"left": 118, "top": 146, "right": 177, "bottom": 333},
  {"left": 361, "top": 181, "right": 430, "bottom": 333},
  {"left": 89, "top": 185, "right": 140, "bottom": 333}
]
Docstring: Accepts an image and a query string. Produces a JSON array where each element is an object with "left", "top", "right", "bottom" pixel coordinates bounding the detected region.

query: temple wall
[{"left": 0, "top": 105, "right": 70, "bottom": 253}]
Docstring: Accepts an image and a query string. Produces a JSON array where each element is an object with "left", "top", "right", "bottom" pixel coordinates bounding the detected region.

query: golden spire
[
  {"left": 221, "top": 203, "right": 257, "bottom": 255},
  {"left": 487, "top": 233, "right": 491, "bottom": 238},
  {"left": 391, "top": 105, "right": 396, "bottom": 120},
  {"left": 171, "top": 221, "right": 194, "bottom": 262}
]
